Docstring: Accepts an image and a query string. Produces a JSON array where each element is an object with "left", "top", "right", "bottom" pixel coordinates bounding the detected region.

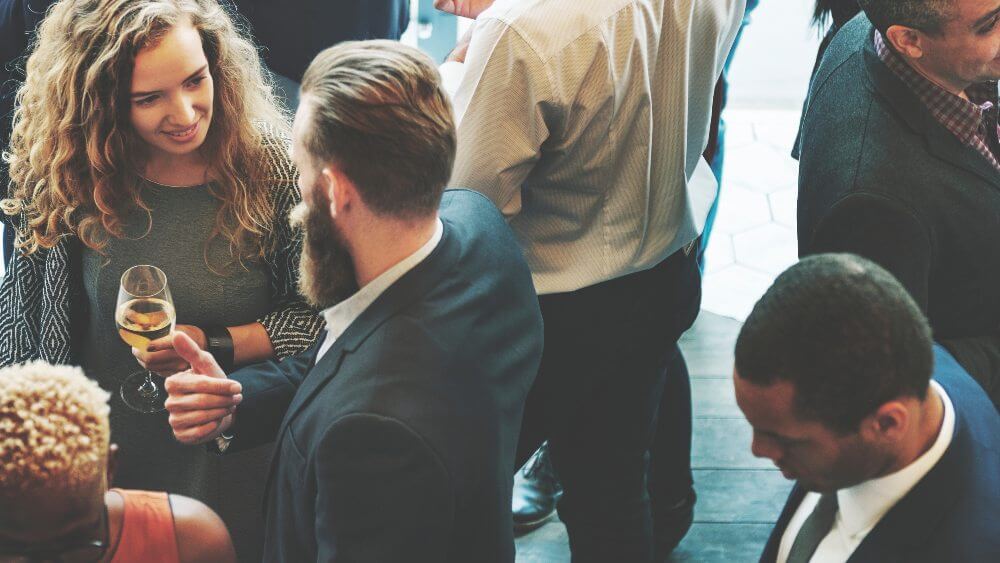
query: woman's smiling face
[{"left": 129, "top": 20, "right": 214, "bottom": 161}]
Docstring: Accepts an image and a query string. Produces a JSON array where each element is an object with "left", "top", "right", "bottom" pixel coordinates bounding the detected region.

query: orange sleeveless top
[{"left": 109, "top": 489, "right": 181, "bottom": 563}]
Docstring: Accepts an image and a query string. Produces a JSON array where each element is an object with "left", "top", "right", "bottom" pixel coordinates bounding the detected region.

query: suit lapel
[
  {"left": 862, "top": 34, "right": 1000, "bottom": 190},
  {"left": 760, "top": 485, "right": 807, "bottom": 563},
  {"left": 266, "top": 218, "right": 460, "bottom": 458},
  {"left": 273, "top": 342, "right": 350, "bottom": 444}
]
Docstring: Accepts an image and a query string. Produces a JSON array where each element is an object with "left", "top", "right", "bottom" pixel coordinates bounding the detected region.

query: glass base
[{"left": 120, "top": 370, "right": 166, "bottom": 413}]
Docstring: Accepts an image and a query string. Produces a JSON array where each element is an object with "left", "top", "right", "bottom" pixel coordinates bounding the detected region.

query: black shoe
[
  {"left": 653, "top": 489, "right": 696, "bottom": 561},
  {"left": 512, "top": 443, "right": 563, "bottom": 534}
]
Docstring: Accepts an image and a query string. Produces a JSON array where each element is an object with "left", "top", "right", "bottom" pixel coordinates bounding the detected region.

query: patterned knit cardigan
[{"left": 0, "top": 135, "right": 324, "bottom": 366}]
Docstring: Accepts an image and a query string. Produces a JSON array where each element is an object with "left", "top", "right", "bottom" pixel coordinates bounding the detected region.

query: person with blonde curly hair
[
  {"left": 0, "top": 361, "right": 236, "bottom": 563},
  {"left": 0, "top": 0, "right": 323, "bottom": 559}
]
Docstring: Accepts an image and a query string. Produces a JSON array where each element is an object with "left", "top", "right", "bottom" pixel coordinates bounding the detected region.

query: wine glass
[{"left": 115, "top": 265, "right": 176, "bottom": 413}]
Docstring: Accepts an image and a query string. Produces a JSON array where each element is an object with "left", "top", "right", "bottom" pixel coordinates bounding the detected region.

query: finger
[
  {"left": 165, "top": 392, "right": 242, "bottom": 412},
  {"left": 135, "top": 347, "right": 182, "bottom": 365},
  {"left": 145, "top": 334, "right": 175, "bottom": 353},
  {"left": 132, "top": 347, "right": 151, "bottom": 363},
  {"left": 173, "top": 421, "right": 222, "bottom": 445},
  {"left": 169, "top": 408, "right": 234, "bottom": 430},
  {"left": 163, "top": 372, "right": 241, "bottom": 397},
  {"left": 149, "top": 361, "right": 190, "bottom": 378},
  {"left": 172, "top": 331, "right": 226, "bottom": 378}
]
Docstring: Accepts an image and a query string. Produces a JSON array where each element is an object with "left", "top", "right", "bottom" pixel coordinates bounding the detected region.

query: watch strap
[{"left": 203, "top": 325, "right": 235, "bottom": 373}]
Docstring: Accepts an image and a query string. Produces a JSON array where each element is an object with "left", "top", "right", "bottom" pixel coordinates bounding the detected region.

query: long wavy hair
[{"left": 8, "top": 0, "right": 288, "bottom": 260}]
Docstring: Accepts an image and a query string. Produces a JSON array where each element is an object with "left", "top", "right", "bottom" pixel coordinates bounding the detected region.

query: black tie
[{"left": 786, "top": 492, "right": 839, "bottom": 563}]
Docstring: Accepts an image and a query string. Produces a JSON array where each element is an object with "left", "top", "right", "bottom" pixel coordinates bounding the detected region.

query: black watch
[{"left": 203, "top": 325, "right": 235, "bottom": 373}]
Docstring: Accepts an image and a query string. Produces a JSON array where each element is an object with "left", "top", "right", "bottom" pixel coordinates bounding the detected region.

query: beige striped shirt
[{"left": 447, "top": 0, "right": 744, "bottom": 294}]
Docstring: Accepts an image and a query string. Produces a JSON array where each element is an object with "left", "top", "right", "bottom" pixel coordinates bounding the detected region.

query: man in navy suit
[
  {"left": 733, "top": 254, "right": 999, "bottom": 563},
  {"left": 161, "top": 40, "right": 544, "bottom": 562}
]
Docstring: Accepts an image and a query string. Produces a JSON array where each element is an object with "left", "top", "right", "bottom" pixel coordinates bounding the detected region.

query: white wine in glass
[{"left": 116, "top": 265, "right": 175, "bottom": 413}]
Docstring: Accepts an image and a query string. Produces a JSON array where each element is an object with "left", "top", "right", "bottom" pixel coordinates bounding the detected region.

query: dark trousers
[{"left": 516, "top": 245, "right": 701, "bottom": 562}]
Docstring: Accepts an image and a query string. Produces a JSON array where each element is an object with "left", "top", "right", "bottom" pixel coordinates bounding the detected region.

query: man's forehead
[
  {"left": 954, "top": 0, "right": 1000, "bottom": 25},
  {"left": 734, "top": 373, "right": 801, "bottom": 425}
]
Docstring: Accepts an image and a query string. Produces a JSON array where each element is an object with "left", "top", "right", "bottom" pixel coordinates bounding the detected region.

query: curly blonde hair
[
  {"left": 0, "top": 361, "right": 110, "bottom": 494},
  {"left": 7, "top": 0, "right": 288, "bottom": 260}
]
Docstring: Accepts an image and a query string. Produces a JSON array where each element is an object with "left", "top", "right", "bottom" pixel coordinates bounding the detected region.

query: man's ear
[
  {"left": 885, "top": 24, "right": 926, "bottom": 60},
  {"left": 860, "top": 401, "right": 910, "bottom": 444},
  {"left": 324, "top": 167, "right": 360, "bottom": 217},
  {"left": 106, "top": 443, "right": 119, "bottom": 488},
  {"left": 321, "top": 167, "right": 340, "bottom": 217}
]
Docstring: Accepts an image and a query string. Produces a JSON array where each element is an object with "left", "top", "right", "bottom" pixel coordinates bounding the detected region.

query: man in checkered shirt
[{"left": 796, "top": 0, "right": 1000, "bottom": 410}]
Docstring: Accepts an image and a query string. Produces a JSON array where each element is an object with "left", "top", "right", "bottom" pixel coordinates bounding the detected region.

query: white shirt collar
[
  {"left": 319, "top": 219, "right": 444, "bottom": 345},
  {"left": 835, "top": 381, "right": 955, "bottom": 538}
]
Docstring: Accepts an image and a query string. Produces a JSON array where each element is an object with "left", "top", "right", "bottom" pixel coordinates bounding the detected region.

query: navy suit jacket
[
  {"left": 760, "top": 346, "right": 1000, "bottom": 563},
  {"left": 231, "top": 0, "right": 409, "bottom": 81},
  {"left": 224, "top": 190, "right": 544, "bottom": 562}
]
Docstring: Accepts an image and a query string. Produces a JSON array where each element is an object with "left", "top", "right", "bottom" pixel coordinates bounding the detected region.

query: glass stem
[{"left": 138, "top": 372, "right": 158, "bottom": 398}]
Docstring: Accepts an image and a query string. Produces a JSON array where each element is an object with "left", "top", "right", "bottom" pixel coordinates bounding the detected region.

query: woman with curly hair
[{"left": 0, "top": 0, "right": 323, "bottom": 558}]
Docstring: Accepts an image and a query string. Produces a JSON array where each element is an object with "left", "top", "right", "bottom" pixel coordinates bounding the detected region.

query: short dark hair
[
  {"left": 299, "top": 40, "right": 456, "bottom": 219},
  {"left": 812, "top": 0, "right": 861, "bottom": 28},
  {"left": 735, "top": 254, "right": 934, "bottom": 434},
  {"left": 858, "top": 0, "right": 953, "bottom": 35}
]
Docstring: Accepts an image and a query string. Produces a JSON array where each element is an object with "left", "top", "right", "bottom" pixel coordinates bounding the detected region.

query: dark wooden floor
[{"left": 514, "top": 310, "right": 792, "bottom": 562}]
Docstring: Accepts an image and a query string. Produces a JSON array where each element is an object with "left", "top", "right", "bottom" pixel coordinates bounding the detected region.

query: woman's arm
[{"left": 253, "top": 146, "right": 325, "bottom": 359}]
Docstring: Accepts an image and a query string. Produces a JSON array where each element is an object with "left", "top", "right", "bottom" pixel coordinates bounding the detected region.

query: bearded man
[{"left": 161, "top": 40, "right": 543, "bottom": 562}]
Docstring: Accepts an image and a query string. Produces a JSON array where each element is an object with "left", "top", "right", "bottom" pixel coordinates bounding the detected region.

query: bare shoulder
[{"left": 168, "top": 494, "right": 236, "bottom": 563}]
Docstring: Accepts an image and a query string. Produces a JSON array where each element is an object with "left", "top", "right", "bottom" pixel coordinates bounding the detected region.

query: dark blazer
[
  {"left": 231, "top": 0, "right": 410, "bottom": 81},
  {"left": 760, "top": 345, "right": 1000, "bottom": 563},
  {"left": 223, "top": 190, "right": 544, "bottom": 562},
  {"left": 796, "top": 14, "right": 1000, "bottom": 400}
]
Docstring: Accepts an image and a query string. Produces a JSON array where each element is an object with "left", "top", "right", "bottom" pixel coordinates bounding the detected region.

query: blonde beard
[{"left": 289, "top": 198, "right": 358, "bottom": 309}]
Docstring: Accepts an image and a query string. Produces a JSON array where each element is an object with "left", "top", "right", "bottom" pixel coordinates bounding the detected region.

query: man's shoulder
[
  {"left": 439, "top": 189, "right": 529, "bottom": 273},
  {"left": 925, "top": 348, "right": 1000, "bottom": 554},
  {"left": 933, "top": 345, "right": 1000, "bottom": 443},
  {"left": 440, "top": 188, "right": 502, "bottom": 220},
  {"left": 479, "top": 0, "right": 634, "bottom": 60},
  {"left": 805, "top": 15, "right": 877, "bottom": 115}
]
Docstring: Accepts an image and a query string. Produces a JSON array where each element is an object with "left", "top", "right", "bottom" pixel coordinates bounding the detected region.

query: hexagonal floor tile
[
  {"left": 744, "top": 109, "right": 802, "bottom": 154},
  {"left": 724, "top": 143, "right": 798, "bottom": 194},
  {"left": 703, "top": 233, "right": 735, "bottom": 274},
  {"left": 701, "top": 265, "right": 775, "bottom": 321},
  {"left": 721, "top": 111, "right": 757, "bottom": 151},
  {"left": 712, "top": 184, "right": 771, "bottom": 235},
  {"left": 768, "top": 188, "right": 797, "bottom": 229},
  {"left": 732, "top": 223, "right": 797, "bottom": 278}
]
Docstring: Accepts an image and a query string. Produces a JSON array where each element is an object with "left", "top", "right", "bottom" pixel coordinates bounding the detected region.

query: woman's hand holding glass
[{"left": 133, "top": 324, "right": 207, "bottom": 376}]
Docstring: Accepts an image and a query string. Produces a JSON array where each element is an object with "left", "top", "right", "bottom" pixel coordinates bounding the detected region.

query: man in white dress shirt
[
  {"left": 735, "top": 254, "right": 1000, "bottom": 563},
  {"left": 436, "top": 0, "right": 744, "bottom": 560}
]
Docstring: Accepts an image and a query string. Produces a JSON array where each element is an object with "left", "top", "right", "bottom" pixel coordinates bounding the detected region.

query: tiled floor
[
  {"left": 513, "top": 311, "right": 794, "bottom": 562},
  {"left": 700, "top": 109, "right": 802, "bottom": 321},
  {"left": 701, "top": 0, "right": 820, "bottom": 322}
]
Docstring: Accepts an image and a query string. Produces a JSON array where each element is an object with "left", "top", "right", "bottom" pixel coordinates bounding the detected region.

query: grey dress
[{"left": 81, "top": 179, "right": 274, "bottom": 562}]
